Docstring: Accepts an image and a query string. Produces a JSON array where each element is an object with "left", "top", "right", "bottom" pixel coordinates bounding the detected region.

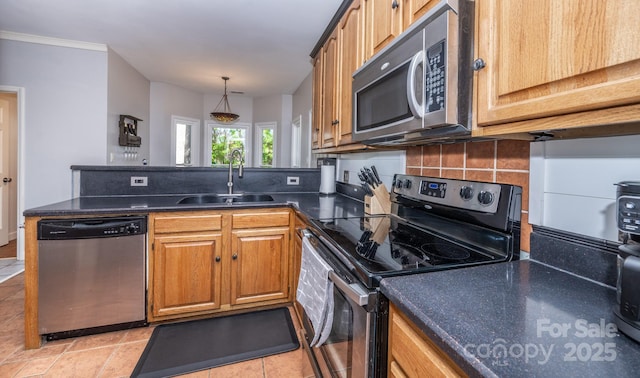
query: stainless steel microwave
[{"left": 352, "top": 0, "right": 474, "bottom": 145}]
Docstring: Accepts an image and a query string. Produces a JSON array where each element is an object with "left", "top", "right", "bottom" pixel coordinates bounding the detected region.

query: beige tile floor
[{"left": 0, "top": 273, "right": 315, "bottom": 377}]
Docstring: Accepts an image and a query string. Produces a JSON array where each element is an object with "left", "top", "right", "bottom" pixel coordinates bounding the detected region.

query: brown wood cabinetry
[
  {"left": 402, "top": 0, "right": 439, "bottom": 30},
  {"left": 322, "top": 29, "right": 339, "bottom": 148},
  {"left": 388, "top": 303, "right": 466, "bottom": 377},
  {"left": 230, "top": 211, "right": 290, "bottom": 306},
  {"left": 474, "top": 0, "right": 640, "bottom": 137},
  {"left": 149, "top": 209, "right": 292, "bottom": 322},
  {"left": 312, "top": 53, "right": 323, "bottom": 150},
  {"left": 363, "top": 0, "right": 403, "bottom": 60},
  {"left": 337, "top": 0, "right": 364, "bottom": 145}
]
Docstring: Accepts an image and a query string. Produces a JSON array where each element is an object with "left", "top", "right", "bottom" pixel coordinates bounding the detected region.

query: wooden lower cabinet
[
  {"left": 152, "top": 233, "right": 223, "bottom": 318},
  {"left": 149, "top": 209, "right": 292, "bottom": 322},
  {"left": 231, "top": 227, "right": 290, "bottom": 305},
  {"left": 388, "top": 303, "right": 466, "bottom": 378}
]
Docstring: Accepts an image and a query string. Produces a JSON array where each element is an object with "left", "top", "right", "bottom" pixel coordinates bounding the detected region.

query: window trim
[
  {"left": 254, "top": 121, "right": 277, "bottom": 168},
  {"left": 204, "top": 121, "right": 253, "bottom": 167},
  {"left": 171, "top": 115, "right": 200, "bottom": 166}
]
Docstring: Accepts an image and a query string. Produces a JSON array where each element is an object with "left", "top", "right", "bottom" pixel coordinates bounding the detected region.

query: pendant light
[{"left": 210, "top": 76, "right": 239, "bottom": 124}]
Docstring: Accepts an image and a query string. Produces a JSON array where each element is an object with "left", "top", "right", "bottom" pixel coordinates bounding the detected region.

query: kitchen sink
[{"left": 177, "top": 194, "right": 274, "bottom": 205}]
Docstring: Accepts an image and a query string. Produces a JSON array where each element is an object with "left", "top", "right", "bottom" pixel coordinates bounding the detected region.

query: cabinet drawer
[
  {"left": 232, "top": 211, "right": 290, "bottom": 229},
  {"left": 154, "top": 214, "right": 222, "bottom": 233}
]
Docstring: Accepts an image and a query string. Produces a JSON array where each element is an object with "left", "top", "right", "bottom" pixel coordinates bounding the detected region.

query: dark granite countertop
[
  {"left": 380, "top": 260, "right": 640, "bottom": 377},
  {"left": 23, "top": 192, "right": 366, "bottom": 221}
]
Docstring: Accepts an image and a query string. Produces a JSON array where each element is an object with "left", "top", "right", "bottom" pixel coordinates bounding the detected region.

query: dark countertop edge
[
  {"left": 23, "top": 192, "right": 362, "bottom": 218},
  {"left": 70, "top": 165, "right": 320, "bottom": 172},
  {"left": 380, "top": 260, "right": 626, "bottom": 378}
]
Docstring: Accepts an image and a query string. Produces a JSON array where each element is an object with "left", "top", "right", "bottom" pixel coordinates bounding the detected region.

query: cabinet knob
[
  {"left": 232, "top": 253, "right": 238, "bottom": 260},
  {"left": 473, "top": 58, "right": 486, "bottom": 71},
  {"left": 391, "top": 0, "right": 399, "bottom": 9},
  {"left": 2, "top": 177, "right": 11, "bottom": 183},
  {"left": 215, "top": 256, "right": 221, "bottom": 262}
]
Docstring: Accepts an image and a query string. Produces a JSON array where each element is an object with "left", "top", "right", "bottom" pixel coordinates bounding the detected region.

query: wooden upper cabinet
[
  {"left": 337, "top": 0, "right": 364, "bottom": 145},
  {"left": 475, "top": 0, "right": 640, "bottom": 132},
  {"left": 364, "top": 0, "right": 403, "bottom": 60},
  {"left": 402, "top": 0, "right": 439, "bottom": 30},
  {"left": 322, "top": 29, "right": 339, "bottom": 148},
  {"left": 312, "top": 53, "right": 323, "bottom": 149}
]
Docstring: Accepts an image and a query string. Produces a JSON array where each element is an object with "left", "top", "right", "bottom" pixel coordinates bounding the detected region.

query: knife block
[{"left": 364, "top": 184, "right": 391, "bottom": 215}]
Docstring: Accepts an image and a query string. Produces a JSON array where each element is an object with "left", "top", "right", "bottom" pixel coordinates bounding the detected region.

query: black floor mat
[{"left": 131, "top": 307, "right": 299, "bottom": 378}]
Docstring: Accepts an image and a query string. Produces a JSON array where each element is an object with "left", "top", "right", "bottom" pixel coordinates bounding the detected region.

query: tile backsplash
[{"left": 405, "top": 140, "right": 532, "bottom": 252}]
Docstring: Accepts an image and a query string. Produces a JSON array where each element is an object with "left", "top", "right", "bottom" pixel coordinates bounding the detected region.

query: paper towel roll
[{"left": 319, "top": 165, "right": 336, "bottom": 194}]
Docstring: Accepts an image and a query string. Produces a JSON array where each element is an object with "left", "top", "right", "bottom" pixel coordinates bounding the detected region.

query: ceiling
[{"left": 0, "top": 0, "right": 343, "bottom": 97}]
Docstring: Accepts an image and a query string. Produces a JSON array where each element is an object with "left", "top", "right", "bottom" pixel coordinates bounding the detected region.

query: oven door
[{"left": 299, "top": 232, "right": 380, "bottom": 377}]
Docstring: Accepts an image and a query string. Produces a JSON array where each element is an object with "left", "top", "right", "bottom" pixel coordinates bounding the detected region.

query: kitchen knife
[
  {"left": 371, "top": 165, "right": 382, "bottom": 185},
  {"left": 360, "top": 168, "right": 371, "bottom": 185},
  {"left": 364, "top": 167, "right": 378, "bottom": 188}
]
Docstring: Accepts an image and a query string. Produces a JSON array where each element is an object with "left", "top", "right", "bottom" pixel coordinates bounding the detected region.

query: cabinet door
[
  {"left": 475, "top": 0, "right": 640, "bottom": 128},
  {"left": 388, "top": 304, "right": 465, "bottom": 377},
  {"left": 312, "top": 53, "right": 323, "bottom": 150},
  {"left": 322, "top": 29, "right": 339, "bottom": 148},
  {"left": 364, "top": 0, "right": 403, "bottom": 60},
  {"left": 402, "top": 0, "right": 439, "bottom": 29},
  {"left": 231, "top": 227, "right": 290, "bottom": 306},
  {"left": 337, "top": 0, "right": 364, "bottom": 145},
  {"left": 152, "top": 233, "right": 223, "bottom": 318}
]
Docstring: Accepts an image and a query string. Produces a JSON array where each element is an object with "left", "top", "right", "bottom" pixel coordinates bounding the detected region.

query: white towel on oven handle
[{"left": 297, "top": 236, "right": 334, "bottom": 347}]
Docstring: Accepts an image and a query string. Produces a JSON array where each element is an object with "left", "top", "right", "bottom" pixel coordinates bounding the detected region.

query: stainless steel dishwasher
[{"left": 37, "top": 216, "right": 147, "bottom": 339}]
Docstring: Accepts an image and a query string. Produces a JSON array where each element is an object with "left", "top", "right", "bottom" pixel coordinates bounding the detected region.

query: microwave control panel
[{"left": 425, "top": 40, "right": 446, "bottom": 113}]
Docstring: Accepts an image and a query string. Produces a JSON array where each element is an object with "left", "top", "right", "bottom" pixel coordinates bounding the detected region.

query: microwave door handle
[{"left": 407, "top": 50, "right": 425, "bottom": 117}]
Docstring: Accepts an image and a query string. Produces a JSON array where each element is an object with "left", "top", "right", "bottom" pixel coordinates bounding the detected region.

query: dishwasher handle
[{"left": 38, "top": 216, "right": 147, "bottom": 240}]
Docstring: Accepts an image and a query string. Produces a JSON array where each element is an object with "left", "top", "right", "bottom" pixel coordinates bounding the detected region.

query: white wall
[
  {"left": 529, "top": 134, "right": 640, "bottom": 241},
  {"left": 149, "top": 82, "right": 204, "bottom": 166},
  {"left": 292, "top": 72, "right": 313, "bottom": 168},
  {"left": 336, "top": 150, "right": 406, "bottom": 189},
  {"left": 107, "top": 48, "right": 150, "bottom": 165},
  {"left": 0, "top": 39, "right": 108, "bottom": 208},
  {"left": 254, "top": 94, "right": 293, "bottom": 167}
]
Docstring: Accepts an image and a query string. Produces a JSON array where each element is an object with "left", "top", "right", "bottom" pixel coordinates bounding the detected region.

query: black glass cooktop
[{"left": 310, "top": 215, "right": 512, "bottom": 287}]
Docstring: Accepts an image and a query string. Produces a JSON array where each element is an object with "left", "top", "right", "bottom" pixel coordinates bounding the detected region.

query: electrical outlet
[
  {"left": 287, "top": 176, "right": 300, "bottom": 185},
  {"left": 130, "top": 176, "right": 148, "bottom": 186},
  {"left": 343, "top": 170, "right": 349, "bottom": 182}
]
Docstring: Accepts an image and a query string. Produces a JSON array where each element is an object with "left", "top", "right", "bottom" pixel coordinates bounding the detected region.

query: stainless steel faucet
[{"left": 227, "top": 148, "right": 244, "bottom": 194}]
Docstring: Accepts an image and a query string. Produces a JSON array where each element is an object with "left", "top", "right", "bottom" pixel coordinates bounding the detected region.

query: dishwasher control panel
[{"left": 38, "top": 216, "right": 147, "bottom": 240}]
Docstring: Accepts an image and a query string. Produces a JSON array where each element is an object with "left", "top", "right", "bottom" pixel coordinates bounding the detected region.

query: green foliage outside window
[
  {"left": 211, "top": 128, "right": 245, "bottom": 166},
  {"left": 261, "top": 129, "right": 274, "bottom": 167}
]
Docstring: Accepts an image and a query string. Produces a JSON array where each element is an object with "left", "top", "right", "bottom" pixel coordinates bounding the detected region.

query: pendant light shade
[{"left": 210, "top": 76, "right": 239, "bottom": 124}]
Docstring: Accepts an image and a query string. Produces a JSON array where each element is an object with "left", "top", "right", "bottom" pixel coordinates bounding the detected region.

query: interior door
[{"left": 0, "top": 95, "right": 12, "bottom": 246}]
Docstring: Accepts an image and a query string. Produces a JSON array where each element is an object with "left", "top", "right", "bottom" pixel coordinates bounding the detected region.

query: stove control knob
[
  {"left": 459, "top": 186, "right": 473, "bottom": 200},
  {"left": 404, "top": 180, "right": 412, "bottom": 189},
  {"left": 477, "top": 190, "right": 494, "bottom": 206},
  {"left": 625, "top": 202, "right": 636, "bottom": 210},
  {"left": 395, "top": 179, "right": 403, "bottom": 189}
]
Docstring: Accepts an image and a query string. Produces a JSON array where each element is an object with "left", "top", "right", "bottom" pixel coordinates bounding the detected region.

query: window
[
  {"left": 171, "top": 116, "right": 200, "bottom": 166},
  {"left": 254, "top": 122, "right": 277, "bottom": 168},
  {"left": 291, "top": 116, "right": 302, "bottom": 168},
  {"left": 205, "top": 122, "right": 252, "bottom": 167}
]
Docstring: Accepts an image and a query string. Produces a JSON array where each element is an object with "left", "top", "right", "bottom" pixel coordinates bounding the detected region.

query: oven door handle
[{"left": 328, "top": 270, "right": 370, "bottom": 307}]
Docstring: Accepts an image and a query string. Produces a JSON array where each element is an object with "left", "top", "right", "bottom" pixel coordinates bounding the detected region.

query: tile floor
[{"left": 0, "top": 273, "right": 315, "bottom": 377}]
